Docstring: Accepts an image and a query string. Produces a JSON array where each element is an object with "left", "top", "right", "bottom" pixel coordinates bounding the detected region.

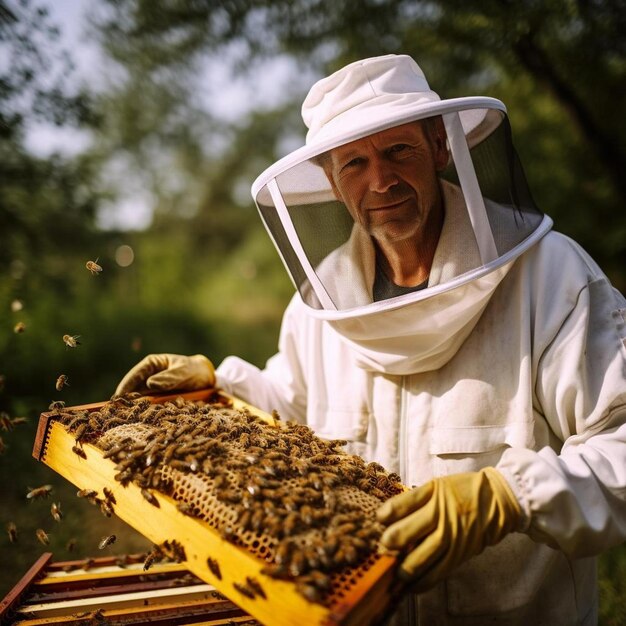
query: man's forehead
[{"left": 329, "top": 121, "right": 429, "bottom": 161}]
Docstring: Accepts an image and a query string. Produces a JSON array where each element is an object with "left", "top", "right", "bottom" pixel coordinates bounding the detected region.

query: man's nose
[{"left": 368, "top": 157, "right": 398, "bottom": 193}]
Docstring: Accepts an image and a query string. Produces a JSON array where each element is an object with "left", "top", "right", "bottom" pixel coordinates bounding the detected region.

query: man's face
[{"left": 325, "top": 120, "right": 449, "bottom": 245}]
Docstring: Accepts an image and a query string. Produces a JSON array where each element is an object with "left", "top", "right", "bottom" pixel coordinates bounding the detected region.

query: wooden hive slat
[
  {"left": 32, "top": 390, "right": 399, "bottom": 626},
  {"left": 2, "top": 555, "right": 254, "bottom": 626}
]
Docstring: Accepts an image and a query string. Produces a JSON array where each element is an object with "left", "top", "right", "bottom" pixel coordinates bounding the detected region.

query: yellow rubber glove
[
  {"left": 115, "top": 354, "right": 215, "bottom": 396},
  {"left": 377, "top": 467, "right": 522, "bottom": 593}
]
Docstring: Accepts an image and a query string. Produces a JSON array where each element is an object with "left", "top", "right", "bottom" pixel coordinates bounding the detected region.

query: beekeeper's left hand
[{"left": 376, "top": 467, "right": 523, "bottom": 593}]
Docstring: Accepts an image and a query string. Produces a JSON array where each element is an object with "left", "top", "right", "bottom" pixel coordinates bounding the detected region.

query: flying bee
[
  {"left": 66, "top": 538, "right": 77, "bottom": 552},
  {"left": 35, "top": 528, "right": 49, "bottom": 545},
  {"left": 7, "top": 522, "right": 17, "bottom": 543},
  {"left": 62, "top": 334, "right": 81, "bottom": 348},
  {"left": 50, "top": 502, "right": 63, "bottom": 522},
  {"left": 55, "top": 374, "right": 69, "bottom": 391},
  {"left": 10, "top": 416, "right": 28, "bottom": 427},
  {"left": 98, "top": 534, "right": 116, "bottom": 549},
  {"left": 13, "top": 321, "right": 26, "bottom": 334},
  {"left": 27, "top": 485, "right": 53, "bottom": 500},
  {"left": 0, "top": 412, "right": 11, "bottom": 431},
  {"left": 86, "top": 258, "right": 103, "bottom": 275}
]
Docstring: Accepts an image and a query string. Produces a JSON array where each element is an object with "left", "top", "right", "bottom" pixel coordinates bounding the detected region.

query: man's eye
[
  {"left": 340, "top": 157, "right": 364, "bottom": 171},
  {"left": 389, "top": 143, "right": 409, "bottom": 154}
]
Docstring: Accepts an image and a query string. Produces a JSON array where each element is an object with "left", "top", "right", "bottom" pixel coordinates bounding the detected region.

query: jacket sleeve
[
  {"left": 498, "top": 268, "right": 626, "bottom": 557},
  {"left": 215, "top": 294, "right": 309, "bottom": 423}
]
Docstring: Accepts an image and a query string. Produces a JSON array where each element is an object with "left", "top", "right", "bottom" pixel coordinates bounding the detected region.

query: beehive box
[
  {"left": 1, "top": 551, "right": 261, "bottom": 625},
  {"left": 32, "top": 389, "right": 402, "bottom": 626}
]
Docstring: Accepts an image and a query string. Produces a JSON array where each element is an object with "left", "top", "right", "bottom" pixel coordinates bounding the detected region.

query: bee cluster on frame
[{"left": 50, "top": 392, "right": 404, "bottom": 605}]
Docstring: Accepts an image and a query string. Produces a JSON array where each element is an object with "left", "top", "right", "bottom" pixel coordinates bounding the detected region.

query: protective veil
[{"left": 251, "top": 55, "right": 552, "bottom": 373}]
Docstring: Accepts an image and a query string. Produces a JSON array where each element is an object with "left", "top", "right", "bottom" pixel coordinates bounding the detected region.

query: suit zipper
[{"left": 399, "top": 376, "right": 417, "bottom": 626}]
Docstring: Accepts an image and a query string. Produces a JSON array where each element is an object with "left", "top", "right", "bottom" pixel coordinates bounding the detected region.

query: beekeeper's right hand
[{"left": 115, "top": 354, "right": 215, "bottom": 396}]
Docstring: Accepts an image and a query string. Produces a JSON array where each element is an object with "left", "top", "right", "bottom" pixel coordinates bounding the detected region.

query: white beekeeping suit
[{"left": 215, "top": 55, "right": 626, "bottom": 624}]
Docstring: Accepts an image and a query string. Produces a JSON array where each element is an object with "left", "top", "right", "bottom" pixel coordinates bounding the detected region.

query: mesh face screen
[
  {"left": 55, "top": 394, "right": 404, "bottom": 608},
  {"left": 255, "top": 110, "right": 544, "bottom": 312}
]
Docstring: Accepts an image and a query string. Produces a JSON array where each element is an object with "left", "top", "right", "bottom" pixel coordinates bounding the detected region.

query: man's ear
[{"left": 431, "top": 116, "right": 449, "bottom": 172}]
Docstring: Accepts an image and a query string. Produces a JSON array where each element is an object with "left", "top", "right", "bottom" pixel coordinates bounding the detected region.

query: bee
[
  {"left": 302, "top": 569, "right": 331, "bottom": 591},
  {"left": 10, "top": 416, "right": 28, "bottom": 427},
  {"left": 76, "top": 488, "right": 98, "bottom": 499},
  {"left": 75, "top": 609, "right": 105, "bottom": 623},
  {"left": 245, "top": 577, "right": 266, "bottom": 599},
  {"left": 74, "top": 422, "right": 89, "bottom": 442},
  {"left": 99, "top": 534, "right": 116, "bottom": 549},
  {"left": 62, "top": 334, "right": 81, "bottom": 348},
  {"left": 66, "top": 538, "right": 77, "bottom": 552},
  {"left": 100, "top": 500, "right": 114, "bottom": 517},
  {"left": 81, "top": 558, "right": 95, "bottom": 571},
  {"left": 109, "top": 394, "right": 133, "bottom": 407},
  {"left": 72, "top": 444, "right": 87, "bottom": 459},
  {"left": 50, "top": 502, "right": 63, "bottom": 522},
  {"left": 55, "top": 374, "right": 69, "bottom": 391},
  {"left": 35, "top": 528, "right": 49, "bottom": 545},
  {"left": 7, "top": 522, "right": 17, "bottom": 543},
  {"left": 140, "top": 488, "right": 160, "bottom": 507},
  {"left": 260, "top": 563, "right": 290, "bottom": 579},
  {"left": 0, "top": 412, "right": 11, "bottom": 431},
  {"left": 176, "top": 502, "right": 194, "bottom": 516},
  {"left": 0, "top": 436, "right": 5, "bottom": 455},
  {"left": 232, "top": 582, "right": 256, "bottom": 600},
  {"left": 288, "top": 551, "right": 308, "bottom": 577},
  {"left": 13, "top": 321, "right": 26, "bottom": 334},
  {"left": 67, "top": 413, "right": 88, "bottom": 430},
  {"left": 296, "top": 582, "right": 323, "bottom": 604},
  {"left": 274, "top": 541, "right": 293, "bottom": 566},
  {"left": 48, "top": 400, "right": 66, "bottom": 412},
  {"left": 85, "top": 258, "right": 103, "bottom": 275},
  {"left": 103, "top": 487, "right": 116, "bottom": 504},
  {"left": 27, "top": 485, "right": 53, "bottom": 500},
  {"left": 206, "top": 556, "right": 222, "bottom": 580},
  {"left": 114, "top": 556, "right": 128, "bottom": 569},
  {"left": 143, "top": 549, "right": 159, "bottom": 571}
]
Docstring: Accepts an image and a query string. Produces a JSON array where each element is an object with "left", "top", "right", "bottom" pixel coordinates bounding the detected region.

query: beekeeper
[{"left": 116, "top": 55, "right": 626, "bottom": 624}]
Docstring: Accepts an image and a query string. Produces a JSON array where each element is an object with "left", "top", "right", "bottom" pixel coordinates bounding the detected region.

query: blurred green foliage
[{"left": 0, "top": 0, "right": 624, "bottom": 621}]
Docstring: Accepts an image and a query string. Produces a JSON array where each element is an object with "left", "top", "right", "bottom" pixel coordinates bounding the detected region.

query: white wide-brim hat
[{"left": 302, "top": 54, "right": 503, "bottom": 151}]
